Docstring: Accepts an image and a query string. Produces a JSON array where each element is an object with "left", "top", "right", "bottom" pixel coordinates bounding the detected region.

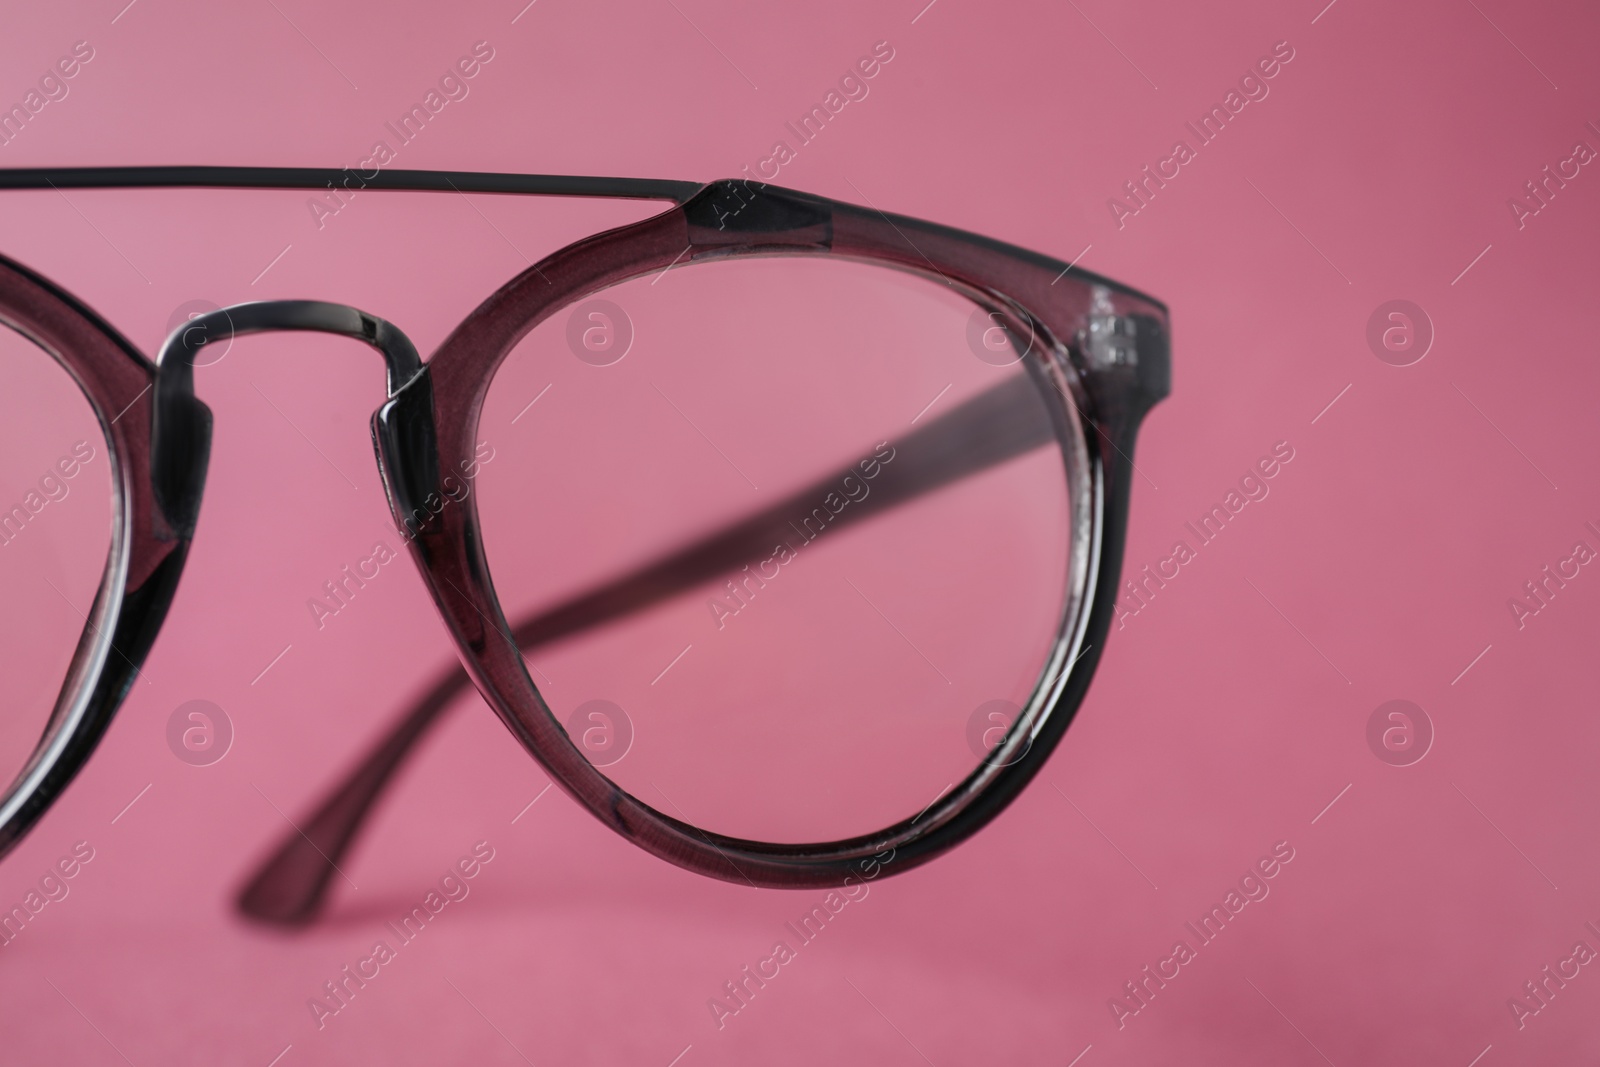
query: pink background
[{"left": 1, "top": 0, "right": 1599, "bottom": 1063}]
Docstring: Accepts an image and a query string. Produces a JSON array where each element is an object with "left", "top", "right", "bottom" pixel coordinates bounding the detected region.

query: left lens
[{"left": 0, "top": 326, "right": 113, "bottom": 795}]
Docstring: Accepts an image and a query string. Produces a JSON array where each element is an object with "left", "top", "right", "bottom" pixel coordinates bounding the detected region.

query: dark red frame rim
[{"left": 0, "top": 251, "right": 197, "bottom": 860}]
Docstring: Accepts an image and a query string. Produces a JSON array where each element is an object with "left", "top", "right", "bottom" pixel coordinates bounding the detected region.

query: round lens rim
[
  {"left": 395, "top": 182, "right": 1167, "bottom": 889},
  {"left": 0, "top": 252, "right": 195, "bottom": 865}
]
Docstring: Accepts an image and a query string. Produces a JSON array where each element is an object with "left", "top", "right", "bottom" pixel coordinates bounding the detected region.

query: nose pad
[
  {"left": 149, "top": 299, "right": 427, "bottom": 538},
  {"left": 149, "top": 380, "right": 212, "bottom": 539},
  {"left": 370, "top": 368, "right": 442, "bottom": 544}
]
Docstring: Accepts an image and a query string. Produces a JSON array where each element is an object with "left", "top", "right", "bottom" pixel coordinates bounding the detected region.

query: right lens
[
  {"left": 0, "top": 326, "right": 113, "bottom": 795},
  {"left": 476, "top": 255, "right": 1083, "bottom": 845}
]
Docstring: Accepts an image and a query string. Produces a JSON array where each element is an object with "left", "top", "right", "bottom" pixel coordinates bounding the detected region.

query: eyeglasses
[{"left": 0, "top": 166, "right": 1168, "bottom": 924}]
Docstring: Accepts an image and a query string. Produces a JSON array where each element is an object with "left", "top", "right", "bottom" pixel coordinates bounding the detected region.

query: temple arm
[{"left": 237, "top": 373, "right": 1057, "bottom": 923}]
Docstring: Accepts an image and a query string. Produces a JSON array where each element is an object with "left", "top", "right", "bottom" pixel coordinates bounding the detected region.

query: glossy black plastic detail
[
  {"left": 1133, "top": 313, "right": 1173, "bottom": 401},
  {"left": 684, "top": 180, "right": 833, "bottom": 244},
  {"left": 149, "top": 392, "right": 212, "bottom": 541},
  {"left": 371, "top": 369, "right": 441, "bottom": 546}
]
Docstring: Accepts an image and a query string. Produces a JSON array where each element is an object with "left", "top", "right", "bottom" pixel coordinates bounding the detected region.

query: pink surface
[{"left": 0, "top": 0, "right": 1598, "bottom": 1063}]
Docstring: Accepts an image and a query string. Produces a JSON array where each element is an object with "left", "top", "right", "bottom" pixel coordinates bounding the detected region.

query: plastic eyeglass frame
[{"left": 0, "top": 166, "right": 1169, "bottom": 921}]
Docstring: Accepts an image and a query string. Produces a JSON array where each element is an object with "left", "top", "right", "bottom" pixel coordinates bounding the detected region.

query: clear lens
[
  {"left": 0, "top": 327, "right": 113, "bottom": 795},
  {"left": 477, "top": 257, "right": 1078, "bottom": 842}
]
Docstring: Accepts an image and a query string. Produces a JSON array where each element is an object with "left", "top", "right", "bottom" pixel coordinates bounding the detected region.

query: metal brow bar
[
  {"left": 236, "top": 372, "right": 1059, "bottom": 924},
  {"left": 0, "top": 166, "right": 703, "bottom": 203}
]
